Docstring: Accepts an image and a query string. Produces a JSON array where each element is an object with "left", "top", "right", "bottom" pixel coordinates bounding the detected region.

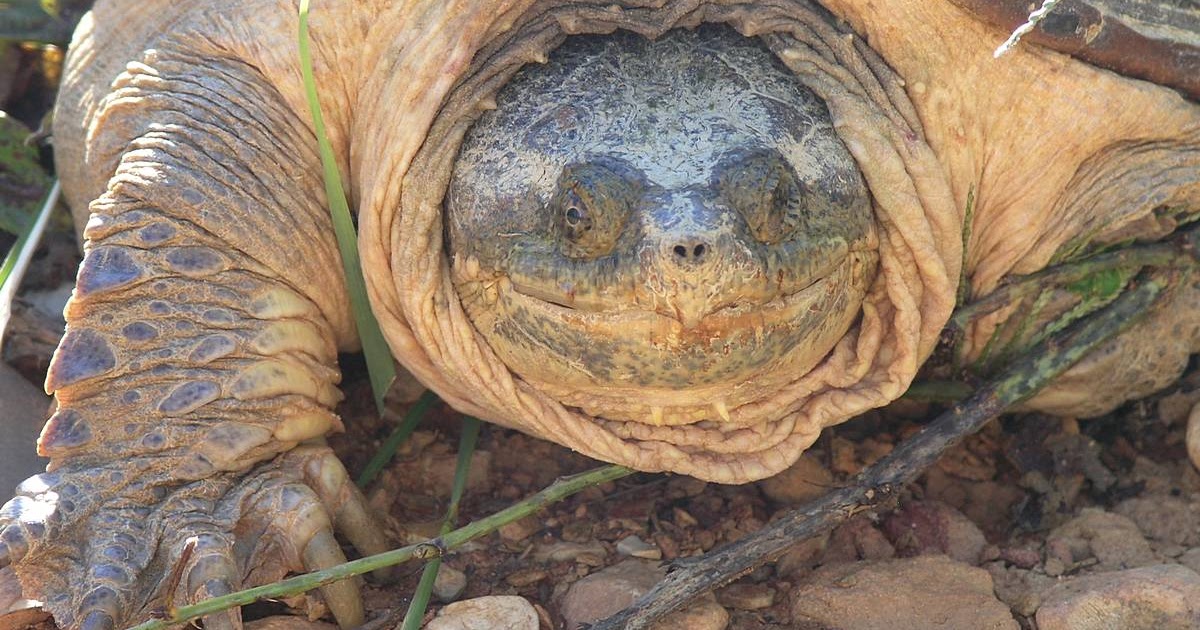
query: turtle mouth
[
  {"left": 453, "top": 246, "right": 878, "bottom": 419},
  {"left": 505, "top": 253, "right": 838, "bottom": 327},
  {"left": 500, "top": 237, "right": 864, "bottom": 329},
  {"left": 507, "top": 267, "right": 823, "bottom": 331}
]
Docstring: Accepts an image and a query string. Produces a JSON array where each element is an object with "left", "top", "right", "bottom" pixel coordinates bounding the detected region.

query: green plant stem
[
  {"left": 901, "top": 380, "right": 974, "bottom": 403},
  {"left": 298, "top": 0, "right": 395, "bottom": 414},
  {"left": 356, "top": 390, "right": 438, "bottom": 487},
  {"left": 401, "top": 417, "right": 481, "bottom": 629},
  {"left": 0, "top": 179, "right": 58, "bottom": 348},
  {"left": 948, "top": 239, "right": 1185, "bottom": 332},
  {"left": 128, "top": 463, "right": 633, "bottom": 630}
]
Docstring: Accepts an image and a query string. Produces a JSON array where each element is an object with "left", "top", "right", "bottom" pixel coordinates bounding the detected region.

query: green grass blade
[
  {"left": 0, "top": 178, "right": 59, "bottom": 351},
  {"left": 403, "top": 558, "right": 443, "bottom": 630},
  {"left": 444, "top": 418, "right": 481, "bottom": 527},
  {"left": 356, "top": 389, "right": 438, "bottom": 488},
  {"left": 297, "top": 0, "right": 395, "bottom": 414},
  {"left": 401, "top": 416, "right": 482, "bottom": 630}
]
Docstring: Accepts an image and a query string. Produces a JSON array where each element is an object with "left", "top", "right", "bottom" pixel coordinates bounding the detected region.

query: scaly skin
[
  {"left": 2, "top": 0, "right": 1200, "bottom": 628},
  {"left": 1, "top": 2, "right": 388, "bottom": 628}
]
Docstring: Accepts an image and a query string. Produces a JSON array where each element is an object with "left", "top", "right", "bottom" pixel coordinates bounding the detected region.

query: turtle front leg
[{"left": 0, "top": 46, "right": 386, "bottom": 628}]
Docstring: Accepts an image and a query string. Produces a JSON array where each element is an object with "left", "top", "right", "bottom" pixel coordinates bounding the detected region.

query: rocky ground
[{"left": 4, "top": 28, "right": 1200, "bottom": 630}]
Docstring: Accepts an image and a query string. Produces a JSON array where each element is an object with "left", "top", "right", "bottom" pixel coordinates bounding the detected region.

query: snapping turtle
[{"left": 2, "top": 0, "right": 1199, "bottom": 628}]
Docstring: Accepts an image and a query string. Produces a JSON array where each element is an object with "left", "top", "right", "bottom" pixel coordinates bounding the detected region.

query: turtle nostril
[{"left": 670, "top": 240, "right": 710, "bottom": 264}]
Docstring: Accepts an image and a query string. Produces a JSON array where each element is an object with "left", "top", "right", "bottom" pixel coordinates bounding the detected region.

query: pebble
[
  {"left": 757, "top": 454, "right": 833, "bottom": 505},
  {"left": 1114, "top": 496, "right": 1200, "bottom": 547},
  {"left": 816, "top": 516, "right": 895, "bottom": 565},
  {"left": 426, "top": 596, "right": 539, "bottom": 630},
  {"left": 617, "top": 535, "right": 662, "bottom": 560},
  {"left": 715, "top": 582, "right": 775, "bottom": 610},
  {"left": 1045, "top": 508, "right": 1157, "bottom": 573},
  {"left": 534, "top": 541, "right": 607, "bottom": 563},
  {"left": 1036, "top": 564, "right": 1200, "bottom": 630},
  {"left": 505, "top": 567, "right": 547, "bottom": 587},
  {"left": 558, "top": 559, "right": 728, "bottom": 630},
  {"left": 1186, "top": 403, "right": 1200, "bottom": 471},
  {"left": 986, "top": 562, "right": 1058, "bottom": 617},
  {"left": 433, "top": 564, "right": 468, "bottom": 603},
  {"left": 790, "top": 555, "right": 1018, "bottom": 629},
  {"left": 652, "top": 595, "right": 729, "bottom": 630},
  {"left": 499, "top": 514, "right": 541, "bottom": 543},
  {"left": 882, "top": 500, "right": 987, "bottom": 564}
]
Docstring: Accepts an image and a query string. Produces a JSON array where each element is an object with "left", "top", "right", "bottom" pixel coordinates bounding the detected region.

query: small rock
[
  {"left": 617, "top": 535, "right": 662, "bottom": 560},
  {"left": 1186, "top": 404, "right": 1200, "bottom": 471},
  {"left": 757, "top": 454, "right": 833, "bottom": 505},
  {"left": 505, "top": 567, "right": 547, "bottom": 587},
  {"left": 986, "top": 561, "right": 1058, "bottom": 617},
  {"left": 672, "top": 507, "right": 699, "bottom": 527},
  {"left": 559, "top": 560, "right": 664, "bottom": 629},
  {"left": 653, "top": 594, "right": 729, "bottom": 630},
  {"left": 775, "top": 531, "right": 830, "bottom": 577},
  {"left": 426, "top": 596, "right": 539, "bottom": 630},
  {"left": 817, "top": 516, "right": 895, "bottom": 565},
  {"left": 665, "top": 476, "right": 708, "bottom": 499},
  {"left": 433, "top": 564, "right": 468, "bottom": 603},
  {"left": 499, "top": 515, "right": 541, "bottom": 543},
  {"left": 1177, "top": 547, "right": 1200, "bottom": 575},
  {"left": 1114, "top": 496, "right": 1200, "bottom": 547},
  {"left": 790, "top": 555, "right": 1018, "bottom": 629},
  {"left": 1046, "top": 508, "right": 1157, "bottom": 572},
  {"left": 998, "top": 545, "right": 1041, "bottom": 570},
  {"left": 534, "top": 541, "right": 607, "bottom": 563},
  {"left": 1035, "top": 564, "right": 1200, "bottom": 630},
  {"left": 715, "top": 582, "right": 775, "bottom": 610},
  {"left": 558, "top": 560, "right": 727, "bottom": 630},
  {"left": 882, "top": 500, "right": 987, "bottom": 564}
]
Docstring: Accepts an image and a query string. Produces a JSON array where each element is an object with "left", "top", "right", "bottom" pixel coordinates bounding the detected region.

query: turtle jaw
[{"left": 452, "top": 245, "right": 877, "bottom": 427}]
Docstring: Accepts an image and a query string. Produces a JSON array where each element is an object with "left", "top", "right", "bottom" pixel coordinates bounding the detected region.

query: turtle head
[{"left": 446, "top": 25, "right": 878, "bottom": 426}]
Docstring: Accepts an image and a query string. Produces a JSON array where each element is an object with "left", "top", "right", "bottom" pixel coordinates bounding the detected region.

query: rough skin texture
[{"left": 0, "top": 0, "right": 1197, "bottom": 628}]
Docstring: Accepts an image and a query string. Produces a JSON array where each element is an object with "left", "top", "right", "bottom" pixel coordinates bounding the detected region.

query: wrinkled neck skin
[
  {"left": 361, "top": 0, "right": 963, "bottom": 482},
  {"left": 446, "top": 27, "right": 877, "bottom": 423}
]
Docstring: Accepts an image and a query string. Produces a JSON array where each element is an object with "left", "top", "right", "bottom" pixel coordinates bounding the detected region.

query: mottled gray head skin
[{"left": 447, "top": 25, "right": 878, "bottom": 425}]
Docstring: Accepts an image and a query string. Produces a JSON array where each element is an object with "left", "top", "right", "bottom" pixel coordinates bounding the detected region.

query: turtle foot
[{"left": 0, "top": 445, "right": 387, "bottom": 630}]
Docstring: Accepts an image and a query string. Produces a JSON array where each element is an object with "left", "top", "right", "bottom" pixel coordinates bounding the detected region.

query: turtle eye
[
  {"left": 719, "top": 151, "right": 804, "bottom": 245},
  {"left": 554, "top": 162, "right": 636, "bottom": 259},
  {"left": 562, "top": 192, "right": 591, "bottom": 236}
]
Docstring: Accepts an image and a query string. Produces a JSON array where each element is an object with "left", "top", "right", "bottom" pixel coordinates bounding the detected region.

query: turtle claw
[
  {"left": 0, "top": 495, "right": 49, "bottom": 568},
  {"left": 78, "top": 610, "right": 116, "bottom": 630},
  {"left": 303, "top": 528, "right": 365, "bottom": 628},
  {"left": 1, "top": 446, "right": 383, "bottom": 630},
  {"left": 285, "top": 446, "right": 392, "bottom": 580},
  {"left": 180, "top": 534, "right": 241, "bottom": 630},
  {"left": 77, "top": 587, "right": 120, "bottom": 630}
]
